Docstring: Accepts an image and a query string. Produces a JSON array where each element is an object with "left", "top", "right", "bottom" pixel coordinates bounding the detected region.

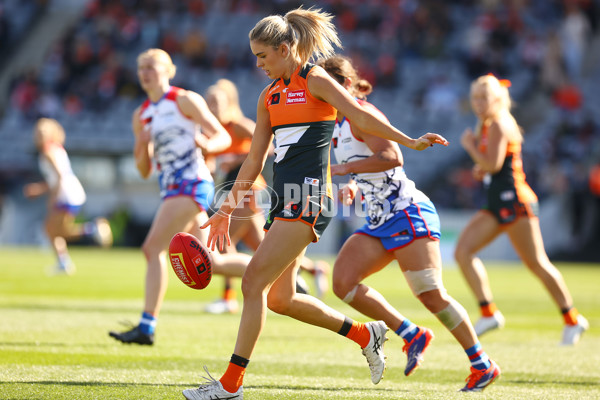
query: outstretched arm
[{"left": 308, "top": 67, "right": 448, "bottom": 150}]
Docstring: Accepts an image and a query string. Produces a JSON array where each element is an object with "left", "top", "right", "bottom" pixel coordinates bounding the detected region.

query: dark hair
[{"left": 318, "top": 55, "right": 372, "bottom": 99}]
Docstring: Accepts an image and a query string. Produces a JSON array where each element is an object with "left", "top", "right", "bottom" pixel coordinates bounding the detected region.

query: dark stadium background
[{"left": 0, "top": 0, "right": 598, "bottom": 261}]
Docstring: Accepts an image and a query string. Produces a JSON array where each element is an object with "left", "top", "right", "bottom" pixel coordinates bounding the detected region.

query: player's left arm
[
  {"left": 308, "top": 67, "right": 448, "bottom": 150},
  {"left": 331, "top": 108, "right": 403, "bottom": 176},
  {"left": 178, "top": 90, "right": 231, "bottom": 154}
]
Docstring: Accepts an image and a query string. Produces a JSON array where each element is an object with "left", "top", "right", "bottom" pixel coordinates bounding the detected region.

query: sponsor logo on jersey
[
  {"left": 500, "top": 190, "right": 515, "bottom": 201},
  {"left": 286, "top": 90, "right": 307, "bottom": 104},
  {"left": 304, "top": 177, "right": 319, "bottom": 186}
]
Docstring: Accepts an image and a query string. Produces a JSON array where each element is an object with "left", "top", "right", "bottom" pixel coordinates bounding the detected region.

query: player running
[
  {"left": 456, "top": 73, "right": 588, "bottom": 345},
  {"left": 108, "top": 49, "right": 251, "bottom": 346},
  {"left": 322, "top": 55, "right": 500, "bottom": 392},
  {"left": 24, "top": 118, "right": 113, "bottom": 275}
]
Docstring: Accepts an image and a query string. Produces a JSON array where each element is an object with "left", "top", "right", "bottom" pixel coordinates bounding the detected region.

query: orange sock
[
  {"left": 346, "top": 321, "right": 370, "bottom": 348},
  {"left": 479, "top": 302, "right": 498, "bottom": 318},
  {"left": 562, "top": 307, "right": 579, "bottom": 325},
  {"left": 219, "top": 362, "right": 246, "bottom": 393},
  {"left": 224, "top": 288, "right": 236, "bottom": 301}
]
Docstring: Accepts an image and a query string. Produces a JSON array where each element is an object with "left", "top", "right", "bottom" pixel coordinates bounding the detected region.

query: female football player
[
  {"left": 108, "top": 49, "right": 251, "bottom": 346},
  {"left": 456, "top": 74, "right": 588, "bottom": 345},
  {"left": 204, "top": 78, "right": 330, "bottom": 314},
  {"left": 23, "top": 118, "right": 113, "bottom": 275},
  {"left": 321, "top": 55, "right": 499, "bottom": 392},
  {"left": 185, "top": 7, "right": 447, "bottom": 399}
]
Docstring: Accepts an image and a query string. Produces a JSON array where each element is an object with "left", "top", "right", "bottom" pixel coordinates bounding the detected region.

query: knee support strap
[{"left": 403, "top": 268, "right": 444, "bottom": 296}]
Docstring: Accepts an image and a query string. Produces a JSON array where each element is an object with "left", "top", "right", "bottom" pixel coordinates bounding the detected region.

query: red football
[{"left": 168, "top": 232, "right": 212, "bottom": 290}]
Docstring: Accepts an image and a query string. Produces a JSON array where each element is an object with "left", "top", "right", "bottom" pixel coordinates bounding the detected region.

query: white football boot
[
  {"left": 92, "top": 217, "right": 113, "bottom": 247},
  {"left": 204, "top": 298, "right": 239, "bottom": 314},
  {"left": 561, "top": 315, "right": 589, "bottom": 345},
  {"left": 183, "top": 366, "right": 243, "bottom": 400},
  {"left": 474, "top": 311, "right": 505, "bottom": 337},
  {"left": 361, "top": 320, "right": 389, "bottom": 384}
]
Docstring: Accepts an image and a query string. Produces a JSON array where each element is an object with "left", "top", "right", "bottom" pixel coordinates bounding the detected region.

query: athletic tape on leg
[
  {"left": 403, "top": 268, "right": 444, "bottom": 296},
  {"left": 435, "top": 298, "right": 469, "bottom": 331},
  {"left": 342, "top": 285, "right": 359, "bottom": 303}
]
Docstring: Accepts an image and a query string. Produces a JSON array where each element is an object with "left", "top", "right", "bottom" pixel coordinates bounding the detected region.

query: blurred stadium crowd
[{"left": 0, "top": 0, "right": 599, "bottom": 259}]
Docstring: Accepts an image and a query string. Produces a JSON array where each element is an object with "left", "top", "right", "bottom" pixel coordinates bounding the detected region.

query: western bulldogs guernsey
[
  {"left": 265, "top": 64, "right": 336, "bottom": 201},
  {"left": 139, "top": 86, "right": 213, "bottom": 199},
  {"left": 39, "top": 144, "right": 86, "bottom": 207},
  {"left": 332, "top": 99, "right": 429, "bottom": 229}
]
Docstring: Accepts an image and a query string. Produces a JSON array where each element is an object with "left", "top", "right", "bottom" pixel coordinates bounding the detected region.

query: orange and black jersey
[
  {"left": 264, "top": 63, "right": 336, "bottom": 200},
  {"left": 479, "top": 124, "right": 538, "bottom": 223}
]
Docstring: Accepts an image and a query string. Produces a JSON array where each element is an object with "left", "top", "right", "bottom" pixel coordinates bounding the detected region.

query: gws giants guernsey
[
  {"left": 332, "top": 99, "right": 429, "bottom": 229},
  {"left": 139, "top": 86, "right": 213, "bottom": 198},
  {"left": 265, "top": 64, "right": 336, "bottom": 200}
]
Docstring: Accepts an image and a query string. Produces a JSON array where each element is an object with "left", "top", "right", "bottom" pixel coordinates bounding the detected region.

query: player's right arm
[
  {"left": 132, "top": 106, "right": 153, "bottom": 179},
  {"left": 201, "top": 87, "right": 273, "bottom": 251}
]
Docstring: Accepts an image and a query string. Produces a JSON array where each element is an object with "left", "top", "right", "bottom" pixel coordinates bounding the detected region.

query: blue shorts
[
  {"left": 163, "top": 179, "right": 214, "bottom": 212},
  {"left": 54, "top": 202, "right": 82, "bottom": 215},
  {"left": 355, "top": 201, "right": 441, "bottom": 251}
]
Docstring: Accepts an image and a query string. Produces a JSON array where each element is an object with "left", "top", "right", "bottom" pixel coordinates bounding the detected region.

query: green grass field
[{"left": 0, "top": 246, "right": 598, "bottom": 400}]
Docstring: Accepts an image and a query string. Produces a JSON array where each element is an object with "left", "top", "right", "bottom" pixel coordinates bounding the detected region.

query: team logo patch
[
  {"left": 304, "top": 177, "right": 319, "bottom": 186},
  {"left": 286, "top": 90, "right": 307, "bottom": 104},
  {"left": 268, "top": 93, "right": 280, "bottom": 106}
]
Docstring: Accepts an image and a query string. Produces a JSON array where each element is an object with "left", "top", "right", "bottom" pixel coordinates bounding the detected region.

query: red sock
[
  {"left": 219, "top": 362, "right": 246, "bottom": 393},
  {"left": 480, "top": 302, "right": 498, "bottom": 318}
]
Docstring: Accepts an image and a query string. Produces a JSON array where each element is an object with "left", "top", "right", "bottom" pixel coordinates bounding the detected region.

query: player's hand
[
  {"left": 139, "top": 124, "right": 152, "bottom": 144},
  {"left": 194, "top": 133, "right": 209, "bottom": 153},
  {"left": 23, "top": 182, "right": 46, "bottom": 198},
  {"left": 338, "top": 181, "right": 357, "bottom": 206},
  {"left": 412, "top": 133, "right": 449, "bottom": 151},
  {"left": 460, "top": 128, "right": 477, "bottom": 151},
  {"left": 200, "top": 211, "right": 231, "bottom": 251},
  {"left": 472, "top": 164, "right": 486, "bottom": 181}
]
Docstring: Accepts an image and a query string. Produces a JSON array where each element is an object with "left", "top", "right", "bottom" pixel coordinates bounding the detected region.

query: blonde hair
[
  {"left": 471, "top": 74, "right": 517, "bottom": 138},
  {"left": 205, "top": 79, "right": 244, "bottom": 124},
  {"left": 318, "top": 55, "right": 372, "bottom": 99},
  {"left": 470, "top": 74, "right": 512, "bottom": 113},
  {"left": 137, "top": 48, "right": 177, "bottom": 79},
  {"left": 34, "top": 118, "right": 65, "bottom": 145},
  {"left": 249, "top": 6, "right": 341, "bottom": 66}
]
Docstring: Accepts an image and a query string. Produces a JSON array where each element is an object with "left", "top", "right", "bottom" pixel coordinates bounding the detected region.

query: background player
[
  {"left": 108, "top": 49, "right": 251, "bottom": 345},
  {"left": 455, "top": 74, "right": 589, "bottom": 345},
  {"left": 23, "top": 118, "right": 113, "bottom": 275}
]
